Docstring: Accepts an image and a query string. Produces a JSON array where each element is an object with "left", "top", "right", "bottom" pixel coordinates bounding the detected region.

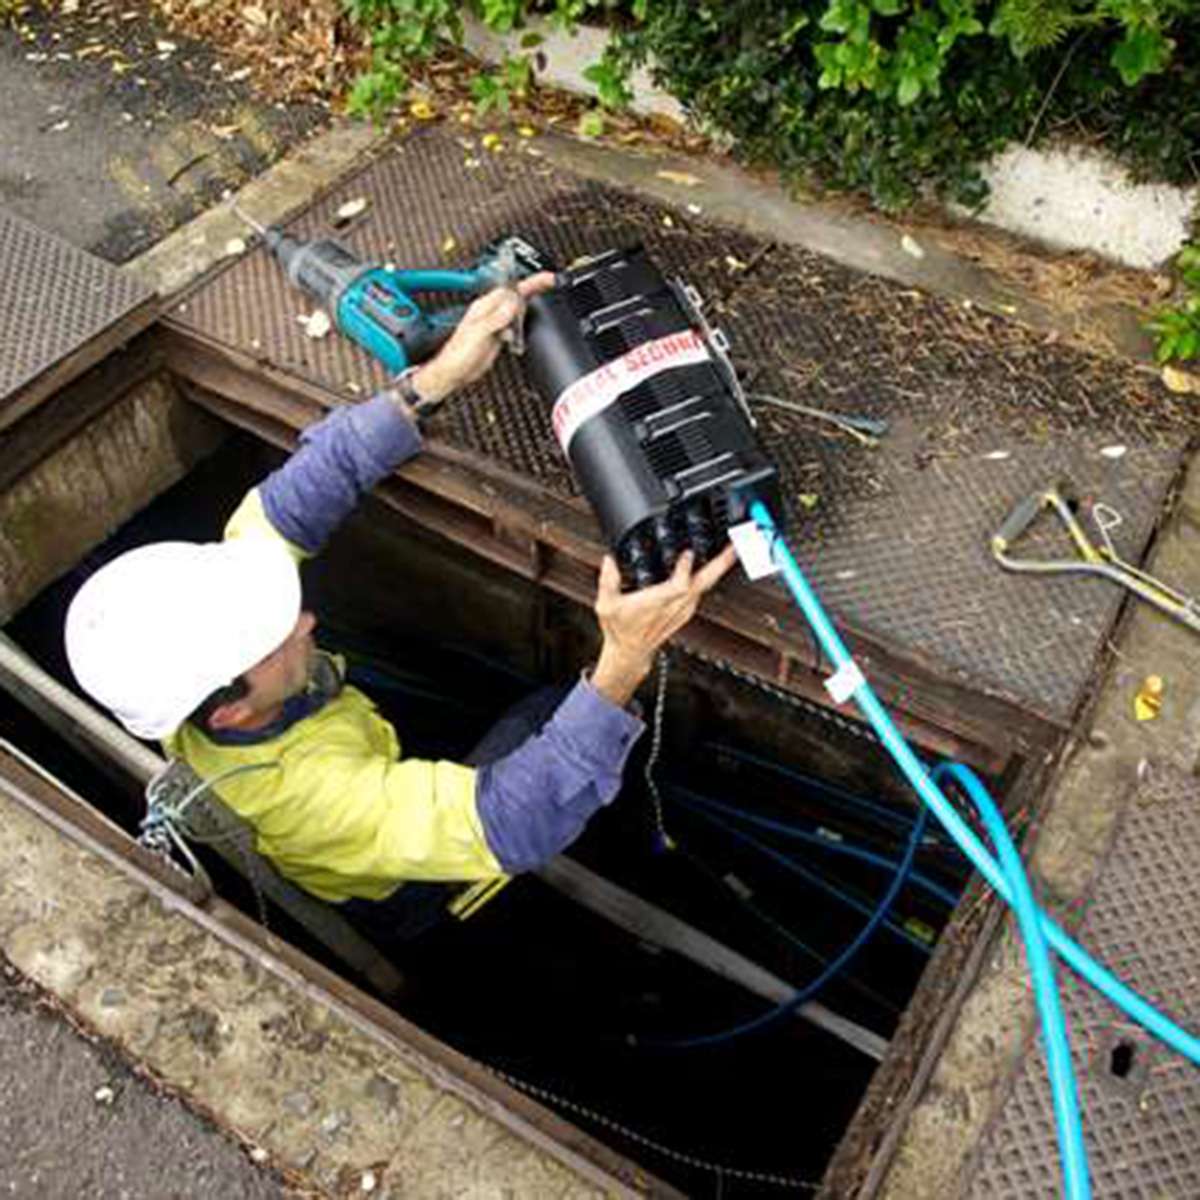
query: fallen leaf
[
  {"left": 656, "top": 169, "right": 701, "bottom": 187},
  {"left": 517, "top": 125, "right": 535, "bottom": 138},
  {"left": 299, "top": 310, "right": 332, "bottom": 339},
  {"left": 481, "top": 132, "right": 503, "bottom": 152},
  {"left": 227, "top": 66, "right": 252, "bottom": 82},
  {"left": 209, "top": 122, "right": 241, "bottom": 140},
  {"left": 1161, "top": 364, "right": 1200, "bottom": 395},
  {"left": 797, "top": 493, "right": 820, "bottom": 510},
  {"left": 661, "top": 215, "right": 675, "bottom": 228},
  {"left": 155, "top": 39, "right": 177, "bottom": 53},
  {"left": 441, "top": 235, "right": 457, "bottom": 254},
  {"left": 223, "top": 237, "right": 247, "bottom": 257},
  {"left": 577, "top": 111, "right": 604, "bottom": 139},
  {"left": 900, "top": 234, "right": 925, "bottom": 259},
  {"left": 410, "top": 99, "right": 435, "bottom": 120},
  {"left": 463, "top": 157, "right": 481, "bottom": 170},
  {"left": 1134, "top": 675, "right": 1164, "bottom": 722},
  {"left": 726, "top": 256, "right": 747, "bottom": 272},
  {"left": 1100, "top": 445, "right": 1127, "bottom": 460},
  {"left": 242, "top": 5, "right": 268, "bottom": 28},
  {"left": 335, "top": 196, "right": 368, "bottom": 222},
  {"left": 75, "top": 44, "right": 105, "bottom": 59}
]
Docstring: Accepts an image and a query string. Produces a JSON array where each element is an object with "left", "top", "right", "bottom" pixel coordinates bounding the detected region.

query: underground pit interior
[{"left": 1, "top": 428, "right": 994, "bottom": 1196}]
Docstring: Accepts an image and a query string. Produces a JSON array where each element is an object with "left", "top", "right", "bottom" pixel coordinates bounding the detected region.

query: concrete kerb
[
  {"left": 530, "top": 130, "right": 1159, "bottom": 362},
  {"left": 0, "top": 753, "right": 646, "bottom": 1199},
  {"left": 131, "top": 119, "right": 389, "bottom": 299}
]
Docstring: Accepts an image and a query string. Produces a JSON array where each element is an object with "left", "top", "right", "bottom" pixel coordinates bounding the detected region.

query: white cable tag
[
  {"left": 825, "top": 659, "right": 865, "bottom": 705},
  {"left": 728, "top": 520, "right": 780, "bottom": 581}
]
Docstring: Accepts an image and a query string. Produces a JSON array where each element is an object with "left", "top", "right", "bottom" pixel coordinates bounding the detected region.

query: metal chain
[
  {"left": 682, "top": 645, "right": 880, "bottom": 748},
  {"left": 644, "top": 651, "right": 674, "bottom": 852},
  {"left": 489, "top": 1066, "right": 818, "bottom": 1192}
]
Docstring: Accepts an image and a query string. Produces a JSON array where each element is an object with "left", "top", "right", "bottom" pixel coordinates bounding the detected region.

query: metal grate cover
[
  {"left": 0, "top": 207, "right": 155, "bottom": 418},
  {"left": 169, "top": 129, "right": 1190, "bottom": 728},
  {"left": 967, "top": 765, "right": 1200, "bottom": 1198}
]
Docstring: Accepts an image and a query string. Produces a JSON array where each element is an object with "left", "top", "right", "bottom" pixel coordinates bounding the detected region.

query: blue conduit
[
  {"left": 933, "top": 762, "right": 1089, "bottom": 1200},
  {"left": 751, "top": 499, "right": 1200, "bottom": 1198},
  {"left": 670, "top": 787, "right": 933, "bottom": 954},
  {"left": 670, "top": 782, "right": 959, "bottom": 908},
  {"left": 640, "top": 791, "right": 928, "bottom": 1050}
]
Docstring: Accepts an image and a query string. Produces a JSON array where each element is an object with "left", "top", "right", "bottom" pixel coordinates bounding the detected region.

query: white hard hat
[{"left": 65, "top": 538, "right": 301, "bottom": 740}]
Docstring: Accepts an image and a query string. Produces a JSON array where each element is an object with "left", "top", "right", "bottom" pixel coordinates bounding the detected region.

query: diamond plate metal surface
[
  {"left": 966, "top": 766, "right": 1200, "bottom": 1199},
  {"left": 0, "top": 207, "right": 154, "bottom": 413},
  {"left": 169, "top": 129, "right": 1189, "bottom": 727}
]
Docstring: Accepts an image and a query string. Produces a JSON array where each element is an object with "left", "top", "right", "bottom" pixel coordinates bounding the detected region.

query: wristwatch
[{"left": 394, "top": 365, "right": 443, "bottom": 423}]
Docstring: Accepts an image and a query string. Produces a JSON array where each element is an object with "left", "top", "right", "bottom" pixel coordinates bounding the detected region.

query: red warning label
[{"left": 551, "top": 329, "right": 711, "bottom": 452}]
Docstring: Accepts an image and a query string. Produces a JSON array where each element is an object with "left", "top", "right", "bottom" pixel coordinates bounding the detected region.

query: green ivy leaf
[
  {"left": 897, "top": 72, "right": 921, "bottom": 104},
  {"left": 1110, "top": 26, "right": 1171, "bottom": 87}
]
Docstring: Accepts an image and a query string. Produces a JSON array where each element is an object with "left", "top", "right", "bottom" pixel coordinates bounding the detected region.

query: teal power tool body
[{"left": 235, "top": 205, "right": 547, "bottom": 373}]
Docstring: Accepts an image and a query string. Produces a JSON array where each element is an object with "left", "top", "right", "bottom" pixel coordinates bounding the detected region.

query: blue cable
[
  {"left": 933, "top": 763, "right": 1089, "bottom": 1200},
  {"left": 750, "top": 498, "right": 1200, "bottom": 1065},
  {"left": 668, "top": 788, "right": 933, "bottom": 954},
  {"left": 639, "top": 792, "right": 927, "bottom": 1049},
  {"left": 670, "top": 781, "right": 959, "bottom": 908},
  {"left": 705, "top": 741, "right": 954, "bottom": 847},
  {"left": 749, "top": 499, "right": 1200, "bottom": 1198}
]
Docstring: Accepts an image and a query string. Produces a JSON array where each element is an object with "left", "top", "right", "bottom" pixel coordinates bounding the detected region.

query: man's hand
[
  {"left": 412, "top": 272, "right": 556, "bottom": 407},
  {"left": 591, "top": 545, "right": 739, "bottom": 708}
]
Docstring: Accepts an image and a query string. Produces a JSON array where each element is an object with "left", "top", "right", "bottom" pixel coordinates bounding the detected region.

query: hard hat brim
[{"left": 66, "top": 536, "right": 303, "bottom": 741}]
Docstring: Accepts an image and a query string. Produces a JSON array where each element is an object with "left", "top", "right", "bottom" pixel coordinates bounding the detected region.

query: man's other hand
[
  {"left": 591, "top": 545, "right": 739, "bottom": 707},
  {"left": 412, "top": 272, "right": 556, "bottom": 406}
]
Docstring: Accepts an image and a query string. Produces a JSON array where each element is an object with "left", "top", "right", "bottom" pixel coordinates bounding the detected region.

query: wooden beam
[{"left": 538, "top": 855, "right": 889, "bottom": 1062}]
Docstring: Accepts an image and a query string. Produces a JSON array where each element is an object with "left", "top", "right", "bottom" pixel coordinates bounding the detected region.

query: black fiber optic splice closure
[{"left": 524, "top": 246, "right": 782, "bottom": 589}]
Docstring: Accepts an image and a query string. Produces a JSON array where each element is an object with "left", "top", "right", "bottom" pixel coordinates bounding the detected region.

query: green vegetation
[
  {"left": 1149, "top": 242, "right": 1200, "bottom": 365},
  {"left": 342, "top": 1, "right": 1198, "bottom": 359},
  {"left": 343, "top": 1, "right": 1196, "bottom": 210}
]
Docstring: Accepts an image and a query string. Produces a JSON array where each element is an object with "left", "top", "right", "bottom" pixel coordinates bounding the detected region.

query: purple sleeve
[
  {"left": 259, "top": 391, "right": 420, "bottom": 553},
  {"left": 476, "top": 680, "right": 645, "bottom": 872}
]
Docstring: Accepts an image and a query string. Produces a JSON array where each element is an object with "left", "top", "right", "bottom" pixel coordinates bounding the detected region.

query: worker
[{"left": 64, "top": 277, "right": 737, "bottom": 945}]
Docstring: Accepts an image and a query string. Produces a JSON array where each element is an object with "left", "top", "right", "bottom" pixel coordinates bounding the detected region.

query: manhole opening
[{"left": 7, "top": 432, "right": 988, "bottom": 1196}]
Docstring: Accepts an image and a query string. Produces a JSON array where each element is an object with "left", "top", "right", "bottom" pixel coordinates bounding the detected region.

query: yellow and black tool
[{"left": 991, "top": 482, "right": 1200, "bottom": 636}]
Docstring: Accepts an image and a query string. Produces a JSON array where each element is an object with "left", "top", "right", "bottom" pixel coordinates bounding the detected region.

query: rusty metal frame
[
  {"left": 0, "top": 742, "right": 679, "bottom": 1198},
  {"left": 161, "top": 324, "right": 1048, "bottom": 776}
]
